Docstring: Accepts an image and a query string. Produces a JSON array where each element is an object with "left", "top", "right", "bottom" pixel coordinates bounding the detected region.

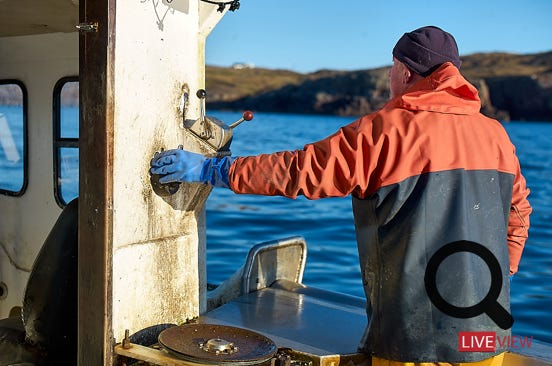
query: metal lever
[
  {"left": 196, "top": 89, "right": 212, "bottom": 139},
  {"left": 197, "top": 89, "right": 207, "bottom": 123},
  {"left": 183, "top": 89, "right": 253, "bottom": 153},
  {"left": 229, "top": 110, "right": 254, "bottom": 129}
]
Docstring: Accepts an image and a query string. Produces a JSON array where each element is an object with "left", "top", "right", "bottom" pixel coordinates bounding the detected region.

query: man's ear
[{"left": 403, "top": 65, "right": 414, "bottom": 83}]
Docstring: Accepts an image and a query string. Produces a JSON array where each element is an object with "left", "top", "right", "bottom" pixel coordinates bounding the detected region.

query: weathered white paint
[
  {"left": 110, "top": 0, "right": 226, "bottom": 342},
  {"left": 0, "top": 32, "right": 78, "bottom": 318}
]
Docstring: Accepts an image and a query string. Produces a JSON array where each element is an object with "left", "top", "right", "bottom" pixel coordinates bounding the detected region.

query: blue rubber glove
[
  {"left": 150, "top": 149, "right": 235, "bottom": 188},
  {"left": 200, "top": 155, "right": 235, "bottom": 188},
  {"left": 150, "top": 149, "right": 206, "bottom": 183}
]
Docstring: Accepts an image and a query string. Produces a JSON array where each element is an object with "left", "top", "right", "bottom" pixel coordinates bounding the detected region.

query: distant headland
[
  {"left": 206, "top": 51, "right": 552, "bottom": 122},
  {"left": 1, "top": 51, "right": 549, "bottom": 122}
]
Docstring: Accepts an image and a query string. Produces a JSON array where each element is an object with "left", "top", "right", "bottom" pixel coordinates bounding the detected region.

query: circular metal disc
[{"left": 158, "top": 324, "right": 277, "bottom": 365}]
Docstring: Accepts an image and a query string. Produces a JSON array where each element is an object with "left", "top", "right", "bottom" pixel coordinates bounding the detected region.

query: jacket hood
[{"left": 387, "top": 62, "right": 481, "bottom": 115}]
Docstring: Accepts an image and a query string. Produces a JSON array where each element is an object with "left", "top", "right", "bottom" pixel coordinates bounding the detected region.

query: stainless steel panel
[{"left": 200, "top": 280, "right": 368, "bottom": 360}]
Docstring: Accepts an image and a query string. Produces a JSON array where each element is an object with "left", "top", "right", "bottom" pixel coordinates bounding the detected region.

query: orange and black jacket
[{"left": 228, "top": 63, "right": 531, "bottom": 362}]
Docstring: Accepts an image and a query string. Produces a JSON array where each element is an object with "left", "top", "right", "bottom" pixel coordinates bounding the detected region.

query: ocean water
[{"left": 205, "top": 111, "right": 552, "bottom": 344}]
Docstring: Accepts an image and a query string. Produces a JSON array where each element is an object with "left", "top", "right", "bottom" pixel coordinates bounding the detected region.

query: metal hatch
[{"left": 198, "top": 279, "right": 369, "bottom": 366}]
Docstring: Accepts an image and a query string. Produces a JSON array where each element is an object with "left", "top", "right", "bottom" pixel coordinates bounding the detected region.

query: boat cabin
[{"left": 0, "top": 1, "right": 551, "bottom": 365}]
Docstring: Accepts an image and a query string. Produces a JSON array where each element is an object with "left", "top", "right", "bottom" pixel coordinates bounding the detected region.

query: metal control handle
[
  {"left": 182, "top": 89, "right": 254, "bottom": 153},
  {"left": 229, "top": 110, "right": 254, "bottom": 129},
  {"left": 197, "top": 89, "right": 207, "bottom": 124}
]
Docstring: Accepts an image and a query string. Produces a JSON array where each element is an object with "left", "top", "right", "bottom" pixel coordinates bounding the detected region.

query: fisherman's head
[{"left": 389, "top": 26, "right": 461, "bottom": 98}]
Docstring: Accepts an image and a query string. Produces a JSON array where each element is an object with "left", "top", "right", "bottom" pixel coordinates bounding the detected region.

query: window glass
[
  {"left": 54, "top": 78, "right": 79, "bottom": 206},
  {"left": 60, "top": 81, "right": 79, "bottom": 138},
  {"left": 0, "top": 81, "right": 27, "bottom": 195},
  {"left": 59, "top": 147, "right": 79, "bottom": 201}
]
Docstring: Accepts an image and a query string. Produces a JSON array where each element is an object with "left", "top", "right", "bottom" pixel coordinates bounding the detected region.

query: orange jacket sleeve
[{"left": 228, "top": 118, "right": 376, "bottom": 200}]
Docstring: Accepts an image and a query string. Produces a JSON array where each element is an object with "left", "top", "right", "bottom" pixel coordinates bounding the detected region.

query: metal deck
[{"left": 199, "top": 280, "right": 368, "bottom": 364}]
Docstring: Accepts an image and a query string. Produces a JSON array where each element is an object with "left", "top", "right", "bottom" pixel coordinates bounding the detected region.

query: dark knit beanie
[{"left": 392, "top": 26, "right": 461, "bottom": 76}]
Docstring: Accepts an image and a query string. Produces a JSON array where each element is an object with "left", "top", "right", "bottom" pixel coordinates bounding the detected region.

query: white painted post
[{"left": 109, "top": 0, "right": 227, "bottom": 345}]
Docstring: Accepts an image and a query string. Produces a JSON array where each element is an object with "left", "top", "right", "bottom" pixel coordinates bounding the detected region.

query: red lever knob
[
  {"left": 243, "top": 110, "right": 254, "bottom": 121},
  {"left": 229, "top": 111, "right": 254, "bottom": 129}
]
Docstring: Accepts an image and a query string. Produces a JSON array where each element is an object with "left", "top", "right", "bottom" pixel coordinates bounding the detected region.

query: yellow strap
[{"left": 371, "top": 352, "right": 505, "bottom": 366}]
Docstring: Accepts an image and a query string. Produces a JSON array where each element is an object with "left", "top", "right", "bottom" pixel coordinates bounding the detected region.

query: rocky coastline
[
  {"left": 206, "top": 51, "right": 552, "bottom": 122},
  {"left": 1, "top": 51, "right": 549, "bottom": 122}
]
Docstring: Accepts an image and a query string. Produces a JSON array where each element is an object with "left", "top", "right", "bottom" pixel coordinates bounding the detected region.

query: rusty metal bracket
[{"left": 76, "top": 22, "right": 99, "bottom": 32}]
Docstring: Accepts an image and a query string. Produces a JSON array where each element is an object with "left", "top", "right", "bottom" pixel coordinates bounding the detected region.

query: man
[{"left": 150, "top": 26, "right": 531, "bottom": 365}]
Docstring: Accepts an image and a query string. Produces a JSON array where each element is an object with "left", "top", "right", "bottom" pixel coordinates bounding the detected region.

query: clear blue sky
[{"left": 205, "top": 0, "right": 552, "bottom": 73}]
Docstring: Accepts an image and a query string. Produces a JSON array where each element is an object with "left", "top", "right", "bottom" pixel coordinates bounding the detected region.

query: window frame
[
  {"left": 0, "top": 79, "right": 28, "bottom": 197},
  {"left": 53, "top": 76, "right": 79, "bottom": 207}
]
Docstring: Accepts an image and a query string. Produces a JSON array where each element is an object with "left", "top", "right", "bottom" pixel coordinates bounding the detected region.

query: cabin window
[
  {"left": 0, "top": 80, "right": 27, "bottom": 196},
  {"left": 53, "top": 77, "right": 79, "bottom": 207}
]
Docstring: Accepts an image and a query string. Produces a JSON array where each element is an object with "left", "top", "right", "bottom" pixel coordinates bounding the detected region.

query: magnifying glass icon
[{"left": 424, "top": 240, "right": 513, "bottom": 330}]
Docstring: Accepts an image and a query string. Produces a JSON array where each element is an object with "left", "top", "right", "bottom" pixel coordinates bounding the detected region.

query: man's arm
[{"left": 228, "top": 119, "right": 375, "bottom": 199}]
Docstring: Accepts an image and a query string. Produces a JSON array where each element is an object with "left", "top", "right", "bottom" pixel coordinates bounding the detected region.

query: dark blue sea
[
  {"left": 206, "top": 111, "right": 552, "bottom": 345},
  {"left": 1, "top": 106, "right": 551, "bottom": 345}
]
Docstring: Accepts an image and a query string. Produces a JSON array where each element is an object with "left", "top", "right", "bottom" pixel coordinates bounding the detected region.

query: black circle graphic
[{"left": 424, "top": 240, "right": 513, "bottom": 329}]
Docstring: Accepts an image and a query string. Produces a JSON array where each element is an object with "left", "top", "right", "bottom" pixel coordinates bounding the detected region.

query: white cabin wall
[
  {"left": 109, "top": 0, "right": 226, "bottom": 343},
  {"left": 0, "top": 32, "right": 78, "bottom": 318}
]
